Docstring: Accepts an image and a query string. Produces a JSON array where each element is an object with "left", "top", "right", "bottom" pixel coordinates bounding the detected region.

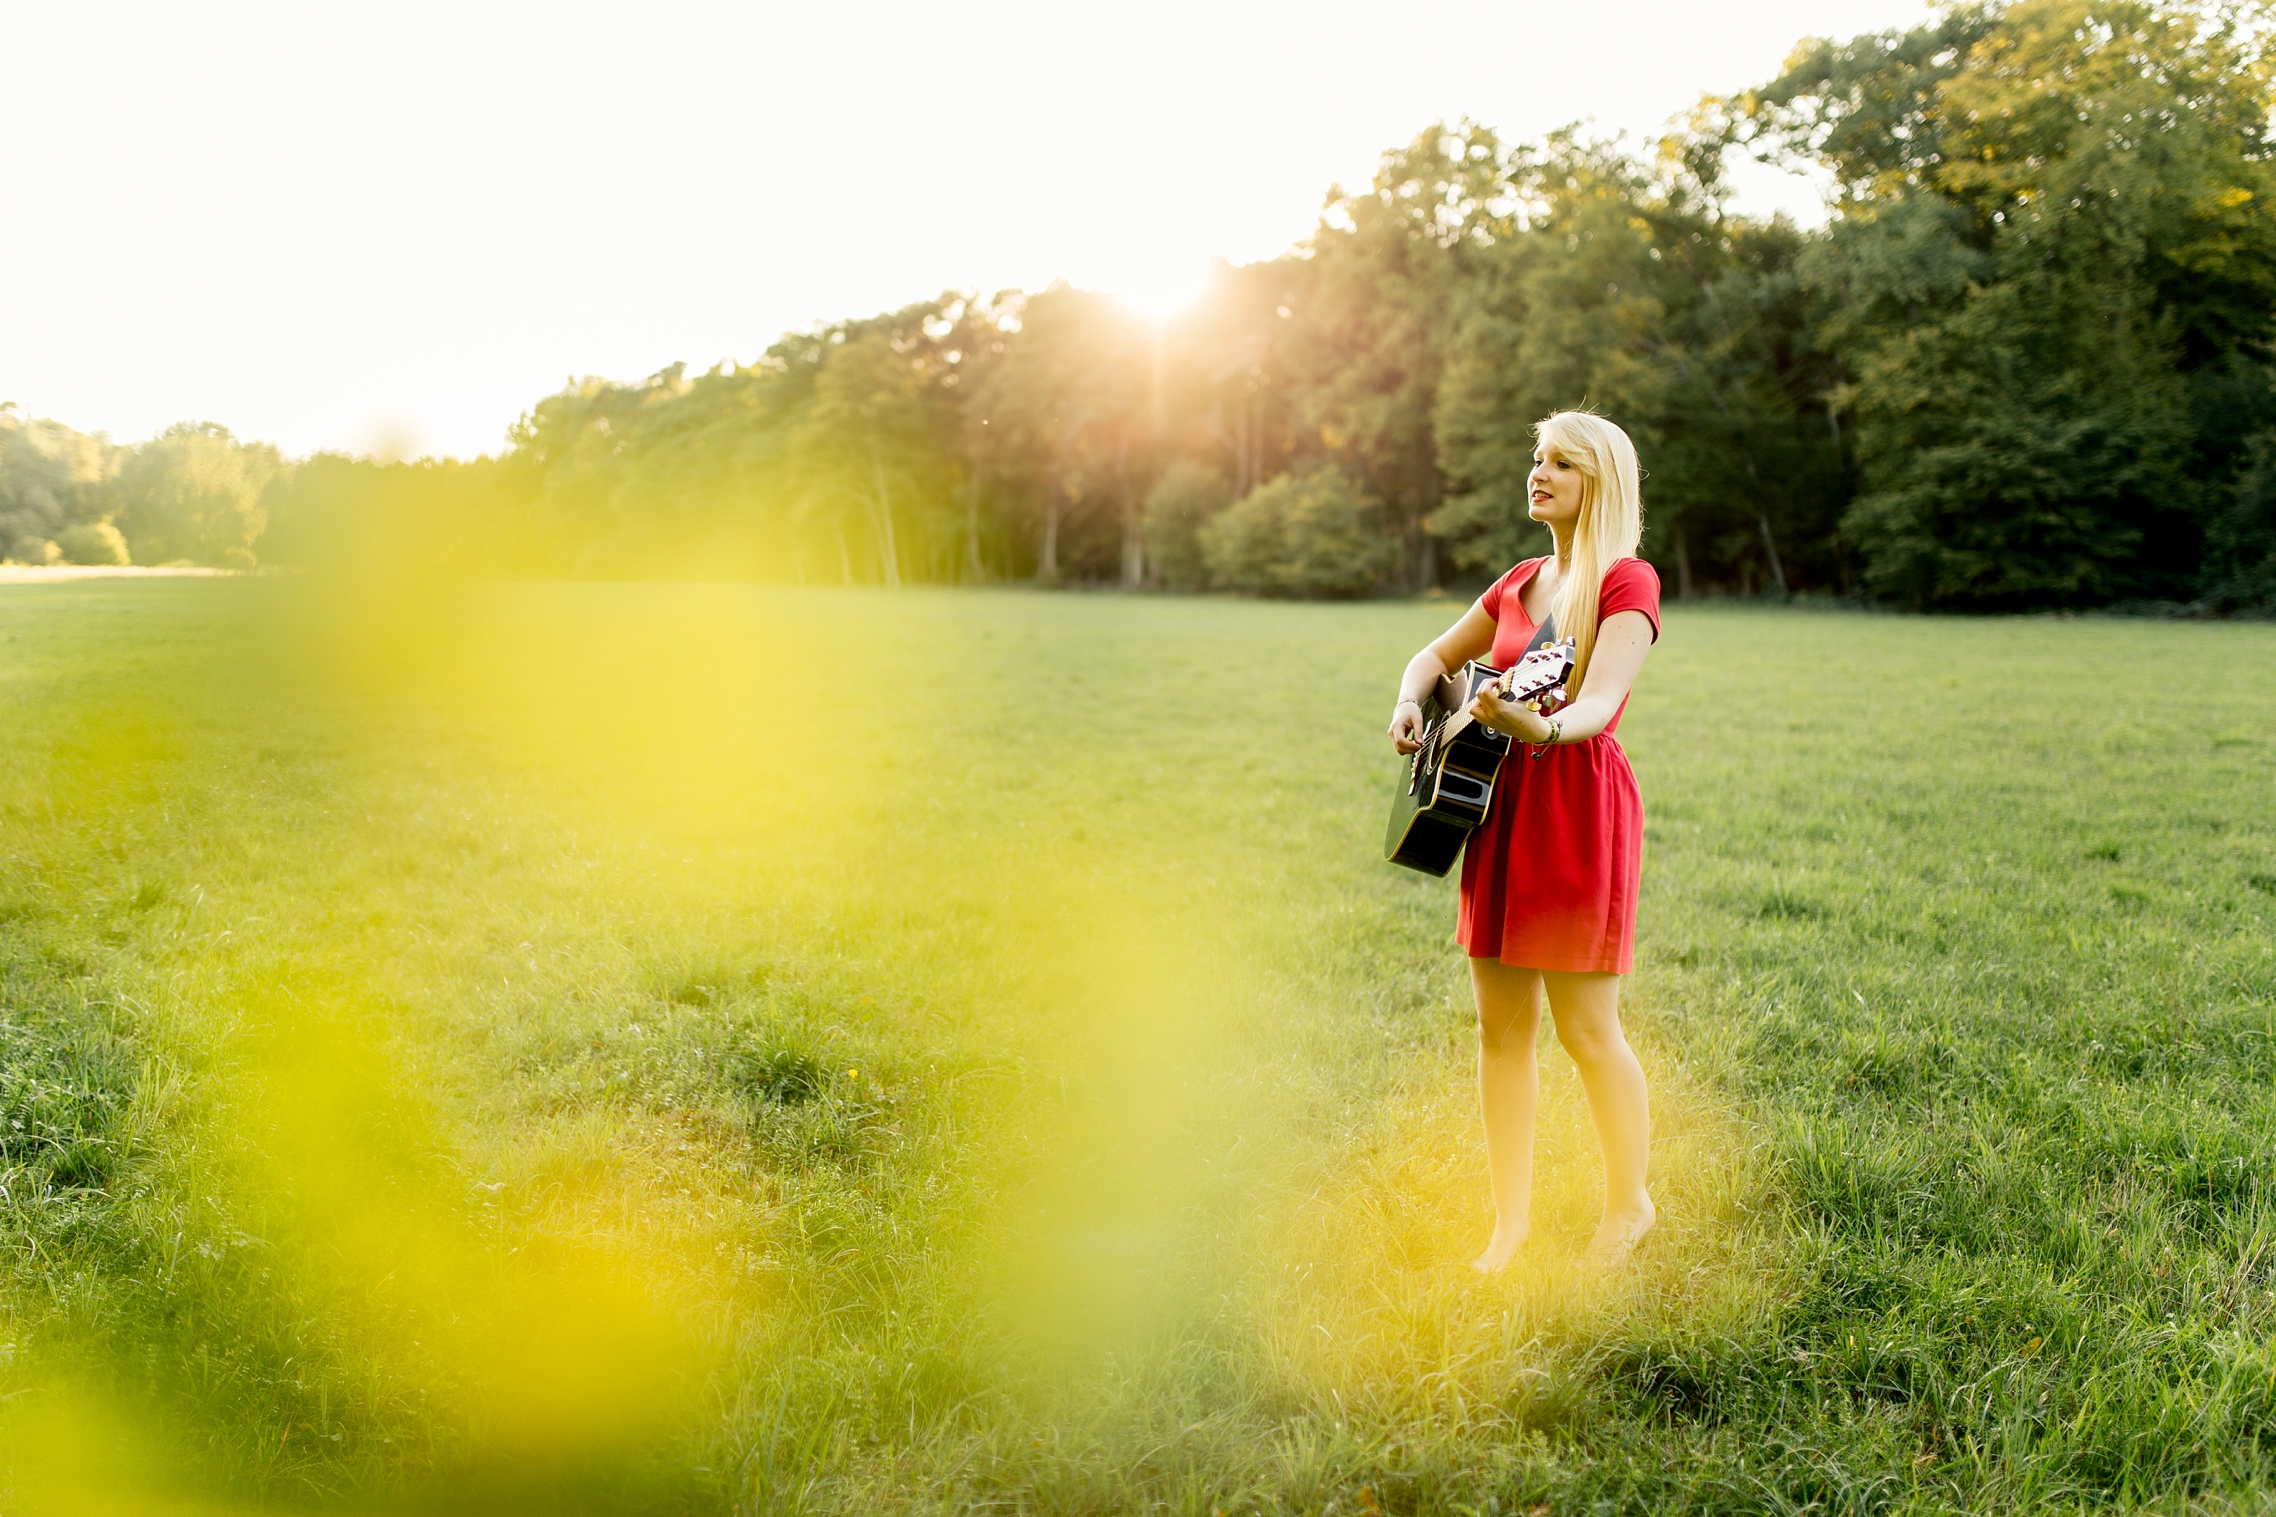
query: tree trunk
[
  {"left": 964, "top": 456, "right": 986, "bottom": 584},
  {"left": 834, "top": 517, "right": 853, "bottom": 586},
  {"left": 866, "top": 438, "right": 903, "bottom": 590},
  {"left": 1738, "top": 450, "right": 1787, "bottom": 597},
  {"left": 1758, "top": 512, "right": 1788, "bottom": 597},
  {"left": 1038, "top": 489, "right": 1061, "bottom": 586},
  {"left": 1116, "top": 432, "right": 1143, "bottom": 590},
  {"left": 1415, "top": 468, "right": 1442, "bottom": 592},
  {"left": 1249, "top": 392, "right": 1265, "bottom": 492},
  {"left": 1673, "top": 520, "right": 1694, "bottom": 600},
  {"left": 1231, "top": 401, "right": 1250, "bottom": 498}
]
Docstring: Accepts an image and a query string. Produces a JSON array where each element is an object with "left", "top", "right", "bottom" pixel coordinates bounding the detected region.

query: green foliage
[
  {"left": 1289, "top": 123, "right": 1511, "bottom": 589},
  {"left": 2205, "top": 427, "right": 2276, "bottom": 611},
  {"left": 55, "top": 521, "right": 129, "bottom": 566},
  {"left": 108, "top": 422, "right": 283, "bottom": 568},
  {"left": 971, "top": 286, "right": 1154, "bottom": 586},
  {"left": 1201, "top": 465, "right": 1396, "bottom": 596},
  {"left": 1432, "top": 134, "right": 1847, "bottom": 594},
  {"left": 1728, "top": 0, "right": 2276, "bottom": 608},
  {"left": 254, "top": 450, "right": 536, "bottom": 584},
  {"left": 790, "top": 327, "right": 961, "bottom": 590},
  {"left": 0, "top": 404, "right": 117, "bottom": 565},
  {"left": 1141, "top": 459, "right": 1231, "bottom": 590},
  {"left": 490, "top": 297, "right": 1012, "bottom": 585}
]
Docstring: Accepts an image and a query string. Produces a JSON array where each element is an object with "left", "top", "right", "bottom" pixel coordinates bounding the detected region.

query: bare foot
[
  {"left": 1471, "top": 1221, "right": 1530, "bottom": 1275},
  {"left": 1583, "top": 1199, "right": 1656, "bottom": 1268}
]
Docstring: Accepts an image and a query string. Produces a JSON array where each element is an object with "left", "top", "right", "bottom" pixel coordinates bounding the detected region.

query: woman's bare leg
[
  {"left": 1543, "top": 970, "right": 1654, "bottom": 1262},
  {"left": 1468, "top": 958, "right": 1542, "bottom": 1273}
]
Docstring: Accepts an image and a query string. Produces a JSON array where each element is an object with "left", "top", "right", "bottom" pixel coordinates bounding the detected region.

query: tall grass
[{"left": 0, "top": 579, "right": 2270, "bottom": 1513}]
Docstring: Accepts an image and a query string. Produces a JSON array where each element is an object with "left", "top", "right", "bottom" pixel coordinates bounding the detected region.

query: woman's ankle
[{"left": 1604, "top": 1192, "right": 1654, "bottom": 1224}]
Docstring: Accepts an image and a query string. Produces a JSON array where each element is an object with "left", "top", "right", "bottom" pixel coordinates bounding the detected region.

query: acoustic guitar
[{"left": 1383, "top": 637, "right": 1577, "bottom": 876}]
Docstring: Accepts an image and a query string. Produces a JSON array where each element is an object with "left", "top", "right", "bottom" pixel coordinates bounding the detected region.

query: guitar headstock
[{"left": 1495, "top": 636, "right": 1577, "bottom": 704}]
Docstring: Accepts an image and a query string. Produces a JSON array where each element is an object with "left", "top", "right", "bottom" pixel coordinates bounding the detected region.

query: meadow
[{"left": 0, "top": 576, "right": 2271, "bottom": 1515}]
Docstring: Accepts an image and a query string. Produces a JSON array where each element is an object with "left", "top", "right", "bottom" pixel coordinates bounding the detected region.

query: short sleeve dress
[{"left": 1457, "top": 556, "right": 1662, "bottom": 974}]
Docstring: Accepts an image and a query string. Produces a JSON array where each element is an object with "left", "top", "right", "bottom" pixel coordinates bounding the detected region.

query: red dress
[{"left": 1457, "top": 556, "right": 1662, "bottom": 974}]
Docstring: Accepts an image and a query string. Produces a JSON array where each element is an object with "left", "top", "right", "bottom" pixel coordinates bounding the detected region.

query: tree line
[{"left": 5, "top": 0, "right": 2273, "bottom": 612}]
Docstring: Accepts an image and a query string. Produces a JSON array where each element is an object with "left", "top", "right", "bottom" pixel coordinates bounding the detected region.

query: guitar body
[
  {"left": 1383, "top": 638, "right": 1576, "bottom": 877},
  {"left": 1383, "top": 663, "right": 1512, "bottom": 876}
]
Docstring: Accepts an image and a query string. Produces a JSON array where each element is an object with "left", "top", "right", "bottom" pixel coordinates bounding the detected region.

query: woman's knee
[{"left": 1552, "top": 1014, "right": 1626, "bottom": 1068}]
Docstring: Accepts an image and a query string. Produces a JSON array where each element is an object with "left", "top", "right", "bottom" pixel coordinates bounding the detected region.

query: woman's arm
[
  {"left": 1387, "top": 599, "right": 1498, "bottom": 753},
  {"left": 1471, "top": 609, "right": 1655, "bottom": 745}
]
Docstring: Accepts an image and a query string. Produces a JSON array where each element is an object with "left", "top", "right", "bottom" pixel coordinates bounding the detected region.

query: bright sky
[{"left": 3, "top": 0, "right": 1932, "bottom": 460}]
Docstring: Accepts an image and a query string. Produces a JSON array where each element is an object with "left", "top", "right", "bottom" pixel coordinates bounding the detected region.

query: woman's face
[{"left": 1527, "top": 443, "right": 1586, "bottom": 531}]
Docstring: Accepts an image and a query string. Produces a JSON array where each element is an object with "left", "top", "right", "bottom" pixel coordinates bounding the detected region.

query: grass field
[{"left": 0, "top": 577, "right": 2271, "bottom": 1515}]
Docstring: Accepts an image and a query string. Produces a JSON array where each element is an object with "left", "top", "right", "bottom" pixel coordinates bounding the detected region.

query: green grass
[{"left": 0, "top": 578, "right": 2271, "bottom": 1515}]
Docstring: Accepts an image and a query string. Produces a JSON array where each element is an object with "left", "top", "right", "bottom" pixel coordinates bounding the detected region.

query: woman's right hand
[{"left": 1389, "top": 699, "right": 1425, "bottom": 754}]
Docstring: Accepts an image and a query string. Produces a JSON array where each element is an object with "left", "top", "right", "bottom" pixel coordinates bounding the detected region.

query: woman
[{"left": 1387, "top": 411, "right": 1660, "bottom": 1272}]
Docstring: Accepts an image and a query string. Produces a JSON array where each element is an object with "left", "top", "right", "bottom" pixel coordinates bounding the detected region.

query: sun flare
[{"left": 1107, "top": 256, "right": 1213, "bottom": 321}]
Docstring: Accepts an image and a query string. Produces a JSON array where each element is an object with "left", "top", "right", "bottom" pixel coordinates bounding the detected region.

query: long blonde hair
[{"left": 1537, "top": 411, "right": 1643, "bottom": 694}]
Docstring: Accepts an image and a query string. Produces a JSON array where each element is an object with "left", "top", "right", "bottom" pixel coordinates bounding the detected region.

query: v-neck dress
[{"left": 1457, "top": 555, "right": 1662, "bottom": 974}]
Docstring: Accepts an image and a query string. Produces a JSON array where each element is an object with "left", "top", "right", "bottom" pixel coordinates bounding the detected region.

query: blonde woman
[{"left": 1387, "top": 412, "right": 1660, "bottom": 1272}]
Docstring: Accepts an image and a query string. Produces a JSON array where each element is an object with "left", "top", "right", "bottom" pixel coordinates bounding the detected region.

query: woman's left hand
[{"left": 1470, "top": 683, "right": 1553, "bottom": 743}]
